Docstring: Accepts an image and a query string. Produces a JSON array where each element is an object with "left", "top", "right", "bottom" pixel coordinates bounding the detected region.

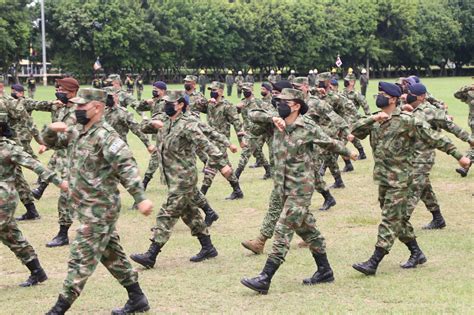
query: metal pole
[{"left": 40, "top": 0, "right": 47, "bottom": 86}]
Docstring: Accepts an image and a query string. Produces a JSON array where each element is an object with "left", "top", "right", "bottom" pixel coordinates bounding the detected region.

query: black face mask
[
  {"left": 106, "top": 95, "right": 115, "bottom": 107},
  {"left": 271, "top": 97, "right": 278, "bottom": 108},
  {"left": 344, "top": 80, "right": 350, "bottom": 87},
  {"left": 375, "top": 94, "right": 390, "bottom": 108},
  {"left": 184, "top": 84, "right": 192, "bottom": 91},
  {"left": 210, "top": 91, "right": 219, "bottom": 99},
  {"left": 0, "top": 123, "right": 13, "bottom": 138},
  {"left": 152, "top": 90, "right": 159, "bottom": 98},
  {"left": 318, "top": 81, "right": 326, "bottom": 89},
  {"left": 243, "top": 91, "right": 252, "bottom": 98},
  {"left": 11, "top": 92, "right": 18, "bottom": 99},
  {"left": 55, "top": 92, "right": 69, "bottom": 104},
  {"left": 75, "top": 109, "right": 91, "bottom": 125},
  {"left": 261, "top": 91, "right": 268, "bottom": 97},
  {"left": 277, "top": 101, "right": 292, "bottom": 118},
  {"left": 164, "top": 102, "right": 177, "bottom": 117},
  {"left": 406, "top": 94, "right": 417, "bottom": 104}
]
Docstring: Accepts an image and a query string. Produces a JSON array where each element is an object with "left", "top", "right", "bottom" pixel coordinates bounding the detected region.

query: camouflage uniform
[
  {"left": 352, "top": 107, "right": 464, "bottom": 253},
  {"left": 454, "top": 84, "right": 474, "bottom": 163},
  {"left": 267, "top": 74, "right": 277, "bottom": 84},
  {"left": 343, "top": 89, "right": 371, "bottom": 116},
  {"left": 42, "top": 89, "right": 146, "bottom": 305},
  {"left": 287, "top": 74, "right": 296, "bottom": 83},
  {"left": 125, "top": 77, "right": 134, "bottom": 95},
  {"left": 234, "top": 74, "right": 244, "bottom": 98},
  {"left": 245, "top": 74, "right": 254, "bottom": 84},
  {"left": 104, "top": 105, "right": 151, "bottom": 147}
]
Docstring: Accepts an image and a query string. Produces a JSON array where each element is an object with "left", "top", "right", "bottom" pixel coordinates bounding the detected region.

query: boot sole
[
  {"left": 111, "top": 304, "right": 150, "bottom": 315},
  {"left": 190, "top": 251, "right": 218, "bottom": 262},
  {"left": 352, "top": 264, "right": 376, "bottom": 276},
  {"left": 46, "top": 241, "right": 69, "bottom": 248},
  {"left": 240, "top": 278, "right": 268, "bottom": 294},
  {"left": 241, "top": 242, "right": 263, "bottom": 255},
  {"left": 319, "top": 201, "right": 336, "bottom": 211},
  {"left": 19, "top": 275, "right": 48, "bottom": 287},
  {"left": 302, "top": 276, "right": 335, "bottom": 285},
  {"left": 130, "top": 256, "right": 155, "bottom": 269},
  {"left": 401, "top": 256, "right": 427, "bottom": 269}
]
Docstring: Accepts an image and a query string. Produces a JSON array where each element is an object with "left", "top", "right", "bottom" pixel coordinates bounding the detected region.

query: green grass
[{"left": 0, "top": 77, "right": 473, "bottom": 314}]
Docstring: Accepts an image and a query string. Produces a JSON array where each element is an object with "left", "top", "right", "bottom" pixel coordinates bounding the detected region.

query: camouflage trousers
[
  {"left": 260, "top": 186, "right": 284, "bottom": 239},
  {"left": 21, "top": 140, "right": 37, "bottom": 159},
  {"left": 144, "top": 150, "right": 159, "bottom": 178},
  {"left": 376, "top": 185, "right": 416, "bottom": 253},
  {"left": 151, "top": 188, "right": 209, "bottom": 246},
  {"left": 237, "top": 135, "right": 269, "bottom": 170},
  {"left": 467, "top": 125, "right": 474, "bottom": 163},
  {"left": 202, "top": 147, "right": 238, "bottom": 188},
  {"left": 312, "top": 155, "right": 328, "bottom": 193},
  {"left": 320, "top": 152, "right": 341, "bottom": 179},
  {"left": 269, "top": 194, "right": 326, "bottom": 265},
  {"left": 351, "top": 137, "right": 364, "bottom": 151},
  {"left": 0, "top": 183, "right": 37, "bottom": 264},
  {"left": 15, "top": 166, "right": 34, "bottom": 205},
  {"left": 55, "top": 150, "right": 73, "bottom": 226},
  {"left": 407, "top": 164, "right": 439, "bottom": 215},
  {"left": 61, "top": 220, "right": 137, "bottom": 304}
]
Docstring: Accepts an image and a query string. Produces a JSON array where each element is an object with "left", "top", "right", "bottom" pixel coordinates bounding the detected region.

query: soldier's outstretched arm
[
  {"left": 430, "top": 111, "right": 473, "bottom": 144},
  {"left": 311, "top": 124, "right": 353, "bottom": 158},
  {"left": 351, "top": 114, "right": 377, "bottom": 139},
  {"left": 198, "top": 121, "right": 231, "bottom": 148},
  {"left": 227, "top": 104, "right": 244, "bottom": 141},
  {"left": 126, "top": 111, "right": 151, "bottom": 148},
  {"left": 186, "top": 121, "right": 227, "bottom": 171},
  {"left": 41, "top": 123, "right": 75, "bottom": 149}
]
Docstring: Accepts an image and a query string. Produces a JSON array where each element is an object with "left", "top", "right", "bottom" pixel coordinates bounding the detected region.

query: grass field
[{"left": 0, "top": 77, "right": 472, "bottom": 314}]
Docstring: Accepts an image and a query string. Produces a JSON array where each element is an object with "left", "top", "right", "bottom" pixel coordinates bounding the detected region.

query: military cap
[
  {"left": 344, "top": 73, "right": 356, "bottom": 81},
  {"left": 409, "top": 75, "right": 420, "bottom": 83},
  {"left": 276, "top": 88, "right": 308, "bottom": 115},
  {"left": 184, "top": 75, "right": 197, "bottom": 82},
  {"left": 261, "top": 82, "right": 272, "bottom": 91},
  {"left": 56, "top": 77, "right": 80, "bottom": 92},
  {"left": 402, "top": 77, "right": 416, "bottom": 86},
  {"left": 70, "top": 88, "right": 107, "bottom": 104},
  {"left": 108, "top": 74, "right": 122, "bottom": 82},
  {"left": 272, "top": 80, "right": 293, "bottom": 92},
  {"left": 318, "top": 72, "right": 332, "bottom": 81},
  {"left": 378, "top": 82, "right": 402, "bottom": 97},
  {"left": 153, "top": 81, "right": 167, "bottom": 90},
  {"left": 0, "top": 112, "right": 8, "bottom": 123},
  {"left": 242, "top": 82, "right": 253, "bottom": 91},
  {"left": 207, "top": 81, "right": 225, "bottom": 90},
  {"left": 408, "top": 83, "right": 427, "bottom": 96},
  {"left": 163, "top": 90, "right": 186, "bottom": 102},
  {"left": 292, "top": 77, "right": 309, "bottom": 86},
  {"left": 12, "top": 84, "right": 24, "bottom": 92}
]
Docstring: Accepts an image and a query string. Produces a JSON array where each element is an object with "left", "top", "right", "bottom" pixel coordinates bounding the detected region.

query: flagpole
[{"left": 40, "top": 0, "right": 47, "bottom": 86}]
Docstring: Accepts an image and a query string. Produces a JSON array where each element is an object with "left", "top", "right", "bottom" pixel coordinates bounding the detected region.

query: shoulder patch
[{"left": 109, "top": 137, "right": 126, "bottom": 154}]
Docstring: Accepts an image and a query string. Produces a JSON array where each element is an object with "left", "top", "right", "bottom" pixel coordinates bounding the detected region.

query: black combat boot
[
  {"left": 46, "top": 225, "right": 70, "bottom": 248},
  {"left": 130, "top": 241, "right": 161, "bottom": 269},
  {"left": 200, "top": 185, "right": 210, "bottom": 196},
  {"left": 201, "top": 202, "right": 219, "bottom": 227},
  {"left": 46, "top": 295, "right": 71, "bottom": 315},
  {"left": 455, "top": 167, "right": 469, "bottom": 177},
  {"left": 422, "top": 209, "right": 446, "bottom": 230},
  {"left": 240, "top": 259, "right": 280, "bottom": 294},
  {"left": 358, "top": 147, "right": 367, "bottom": 160},
  {"left": 16, "top": 203, "right": 40, "bottom": 221},
  {"left": 142, "top": 175, "right": 152, "bottom": 191},
  {"left": 352, "top": 247, "right": 387, "bottom": 276},
  {"left": 225, "top": 180, "right": 244, "bottom": 200},
  {"left": 249, "top": 161, "right": 263, "bottom": 169},
  {"left": 329, "top": 175, "right": 345, "bottom": 189},
  {"left": 19, "top": 258, "right": 48, "bottom": 287},
  {"left": 31, "top": 181, "right": 49, "bottom": 200},
  {"left": 319, "top": 190, "right": 336, "bottom": 211},
  {"left": 234, "top": 166, "right": 244, "bottom": 179},
  {"left": 111, "top": 283, "right": 150, "bottom": 315},
  {"left": 401, "top": 239, "right": 427, "bottom": 269},
  {"left": 302, "top": 252, "right": 335, "bottom": 285},
  {"left": 262, "top": 165, "right": 272, "bottom": 180},
  {"left": 342, "top": 159, "right": 354, "bottom": 172},
  {"left": 190, "top": 234, "right": 218, "bottom": 262}
]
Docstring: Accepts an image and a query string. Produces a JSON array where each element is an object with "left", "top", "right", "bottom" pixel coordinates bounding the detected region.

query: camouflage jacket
[
  {"left": 239, "top": 97, "right": 262, "bottom": 131},
  {"left": 105, "top": 87, "right": 140, "bottom": 111},
  {"left": 105, "top": 105, "right": 150, "bottom": 147},
  {"left": 42, "top": 119, "right": 146, "bottom": 224},
  {"left": 454, "top": 84, "right": 474, "bottom": 125},
  {"left": 248, "top": 99, "right": 277, "bottom": 139},
  {"left": 250, "top": 111, "right": 351, "bottom": 196},
  {"left": 342, "top": 89, "right": 371, "bottom": 116},
  {"left": 234, "top": 75, "right": 244, "bottom": 87},
  {"left": 426, "top": 92, "right": 446, "bottom": 110},
  {"left": 324, "top": 91, "right": 359, "bottom": 126},
  {"left": 144, "top": 112, "right": 226, "bottom": 194},
  {"left": 200, "top": 99, "right": 243, "bottom": 140},
  {"left": 22, "top": 98, "right": 60, "bottom": 122},
  {"left": 352, "top": 107, "right": 463, "bottom": 188},
  {"left": 267, "top": 74, "right": 277, "bottom": 83},
  {"left": 135, "top": 97, "right": 164, "bottom": 117},
  {"left": 0, "top": 97, "right": 42, "bottom": 144},
  {"left": 186, "top": 90, "right": 207, "bottom": 115},
  {"left": 244, "top": 75, "right": 254, "bottom": 84},
  {"left": 287, "top": 74, "right": 295, "bottom": 83},
  {"left": 305, "top": 96, "right": 350, "bottom": 139}
]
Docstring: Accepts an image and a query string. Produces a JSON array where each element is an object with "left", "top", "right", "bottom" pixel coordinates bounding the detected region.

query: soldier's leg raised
[
  {"left": 314, "top": 160, "right": 336, "bottom": 211},
  {"left": 327, "top": 154, "right": 345, "bottom": 189},
  {"left": 252, "top": 136, "right": 271, "bottom": 178},
  {"left": 194, "top": 189, "right": 219, "bottom": 227}
]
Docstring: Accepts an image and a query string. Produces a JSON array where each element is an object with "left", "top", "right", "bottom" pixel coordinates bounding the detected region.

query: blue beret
[
  {"left": 261, "top": 82, "right": 272, "bottom": 91},
  {"left": 271, "top": 80, "right": 293, "bottom": 92},
  {"left": 408, "top": 83, "right": 427, "bottom": 96},
  {"left": 153, "top": 81, "right": 167, "bottom": 90},
  {"left": 409, "top": 75, "right": 420, "bottom": 83},
  {"left": 378, "top": 82, "right": 402, "bottom": 97},
  {"left": 403, "top": 77, "right": 416, "bottom": 86},
  {"left": 12, "top": 84, "right": 24, "bottom": 92},
  {"left": 330, "top": 79, "right": 338, "bottom": 86}
]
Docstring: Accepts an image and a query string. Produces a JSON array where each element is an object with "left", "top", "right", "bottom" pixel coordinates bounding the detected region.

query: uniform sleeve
[
  {"left": 135, "top": 100, "right": 151, "bottom": 112},
  {"left": 351, "top": 115, "right": 377, "bottom": 139},
  {"left": 28, "top": 99, "right": 55, "bottom": 112},
  {"left": 226, "top": 104, "right": 244, "bottom": 140},
  {"left": 311, "top": 124, "right": 351, "bottom": 157},
  {"left": 103, "top": 133, "right": 146, "bottom": 204},
  {"left": 42, "top": 125, "right": 75, "bottom": 150},
  {"left": 16, "top": 104, "right": 44, "bottom": 144},
  {"left": 358, "top": 94, "right": 371, "bottom": 116},
  {"left": 429, "top": 109, "right": 472, "bottom": 143},
  {"left": 198, "top": 121, "right": 231, "bottom": 148},
  {"left": 249, "top": 108, "right": 274, "bottom": 124},
  {"left": 126, "top": 112, "right": 150, "bottom": 147},
  {"left": 186, "top": 122, "right": 227, "bottom": 171}
]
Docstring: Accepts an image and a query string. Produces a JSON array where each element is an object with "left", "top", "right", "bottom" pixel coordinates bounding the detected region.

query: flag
[
  {"left": 93, "top": 57, "right": 102, "bottom": 71},
  {"left": 335, "top": 55, "right": 342, "bottom": 68}
]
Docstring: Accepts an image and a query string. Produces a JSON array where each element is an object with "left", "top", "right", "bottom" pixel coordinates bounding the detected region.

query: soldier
[
  {"left": 198, "top": 69, "right": 207, "bottom": 94},
  {"left": 267, "top": 70, "right": 277, "bottom": 84},
  {"left": 343, "top": 72, "right": 371, "bottom": 116},
  {"left": 26, "top": 74, "right": 36, "bottom": 99},
  {"left": 403, "top": 83, "right": 473, "bottom": 230},
  {"left": 235, "top": 71, "right": 244, "bottom": 98},
  {"left": 106, "top": 74, "right": 141, "bottom": 112},
  {"left": 92, "top": 73, "right": 103, "bottom": 89},
  {"left": 44, "top": 88, "right": 153, "bottom": 315},
  {"left": 196, "top": 81, "right": 245, "bottom": 200},
  {"left": 130, "top": 91, "right": 231, "bottom": 269},
  {"left": 234, "top": 83, "right": 272, "bottom": 180},
  {"left": 225, "top": 70, "right": 234, "bottom": 97},
  {"left": 135, "top": 75, "right": 144, "bottom": 101},
  {"left": 287, "top": 70, "right": 296, "bottom": 83},
  {"left": 245, "top": 69, "right": 255, "bottom": 84},
  {"left": 351, "top": 82, "right": 470, "bottom": 276},
  {"left": 0, "top": 112, "right": 67, "bottom": 287},
  {"left": 240, "top": 88, "right": 356, "bottom": 294},
  {"left": 308, "top": 70, "right": 316, "bottom": 87},
  {"left": 125, "top": 73, "right": 134, "bottom": 95},
  {"left": 453, "top": 83, "right": 473, "bottom": 177},
  {"left": 5, "top": 84, "right": 44, "bottom": 221},
  {"left": 275, "top": 70, "right": 282, "bottom": 82},
  {"left": 360, "top": 69, "right": 369, "bottom": 97}
]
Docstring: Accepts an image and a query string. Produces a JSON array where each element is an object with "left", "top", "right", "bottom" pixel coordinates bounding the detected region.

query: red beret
[{"left": 56, "top": 78, "right": 79, "bottom": 92}]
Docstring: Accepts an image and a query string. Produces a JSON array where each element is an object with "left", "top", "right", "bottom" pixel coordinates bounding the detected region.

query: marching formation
[{"left": 0, "top": 70, "right": 472, "bottom": 314}]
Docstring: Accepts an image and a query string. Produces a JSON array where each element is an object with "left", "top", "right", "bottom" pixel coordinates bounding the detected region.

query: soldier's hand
[
  {"left": 373, "top": 112, "right": 389, "bottom": 122},
  {"left": 272, "top": 117, "right": 286, "bottom": 132},
  {"left": 347, "top": 134, "right": 355, "bottom": 142},
  {"left": 316, "top": 88, "right": 326, "bottom": 96},
  {"left": 458, "top": 156, "right": 471, "bottom": 169},
  {"left": 220, "top": 165, "right": 232, "bottom": 178},
  {"left": 137, "top": 199, "right": 153, "bottom": 216},
  {"left": 38, "top": 144, "right": 48, "bottom": 154},
  {"left": 229, "top": 144, "right": 238, "bottom": 153},
  {"left": 237, "top": 102, "right": 244, "bottom": 109},
  {"left": 350, "top": 151, "right": 359, "bottom": 161},
  {"left": 402, "top": 104, "right": 414, "bottom": 112},
  {"left": 59, "top": 181, "right": 68, "bottom": 192},
  {"left": 147, "top": 144, "right": 156, "bottom": 153},
  {"left": 151, "top": 120, "right": 164, "bottom": 129},
  {"left": 53, "top": 100, "right": 64, "bottom": 107},
  {"left": 146, "top": 98, "right": 154, "bottom": 105},
  {"left": 209, "top": 98, "right": 217, "bottom": 104},
  {"left": 49, "top": 122, "right": 68, "bottom": 132}
]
